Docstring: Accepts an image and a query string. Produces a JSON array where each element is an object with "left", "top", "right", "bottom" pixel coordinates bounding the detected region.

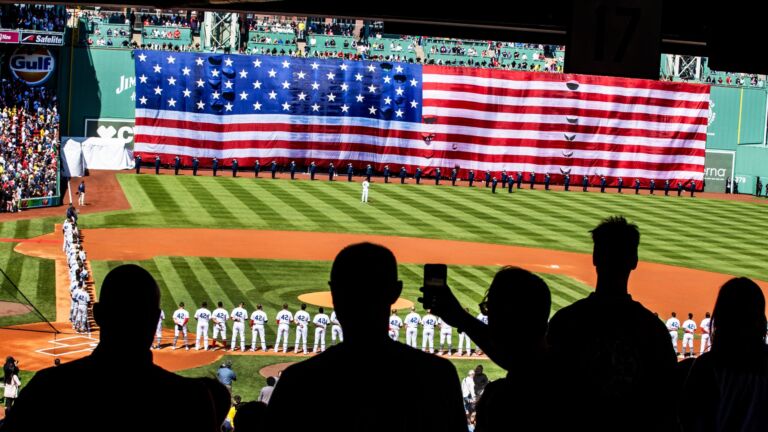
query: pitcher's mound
[
  {"left": 298, "top": 291, "right": 414, "bottom": 310},
  {"left": 259, "top": 362, "right": 296, "bottom": 378},
  {"left": 0, "top": 301, "right": 33, "bottom": 317}
]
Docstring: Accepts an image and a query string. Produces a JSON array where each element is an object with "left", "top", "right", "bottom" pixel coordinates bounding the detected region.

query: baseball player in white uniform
[
  {"left": 666, "top": 312, "right": 681, "bottom": 356},
  {"left": 437, "top": 317, "right": 453, "bottom": 355},
  {"left": 211, "top": 301, "right": 229, "bottom": 350},
  {"left": 294, "top": 304, "right": 311, "bottom": 354},
  {"left": 404, "top": 307, "right": 421, "bottom": 348},
  {"left": 274, "top": 304, "right": 293, "bottom": 353},
  {"left": 194, "top": 302, "right": 212, "bottom": 350},
  {"left": 230, "top": 302, "right": 248, "bottom": 351},
  {"left": 682, "top": 313, "right": 697, "bottom": 358},
  {"left": 330, "top": 310, "right": 343, "bottom": 344},
  {"left": 421, "top": 310, "right": 438, "bottom": 353},
  {"left": 699, "top": 312, "right": 712, "bottom": 355},
  {"left": 172, "top": 302, "right": 190, "bottom": 350},
  {"left": 388, "top": 310, "right": 403, "bottom": 341},
  {"left": 457, "top": 307, "right": 472, "bottom": 356},
  {"left": 73, "top": 285, "right": 90, "bottom": 334},
  {"left": 250, "top": 304, "right": 268, "bottom": 352},
  {"left": 475, "top": 311, "right": 488, "bottom": 355},
  {"left": 312, "top": 307, "right": 330, "bottom": 353},
  {"left": 154, "top": 309, "right": 165, "bottom": 349},
  {"left": 361, "top": 180, "right": 370, "bottom": 203}
]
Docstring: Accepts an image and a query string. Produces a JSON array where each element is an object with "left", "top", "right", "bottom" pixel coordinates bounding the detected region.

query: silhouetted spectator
[
  {"left": 266, "top": 243, "right": 466, "bottom": 432},
  {"left": 258, "top": 376, "right": 276, "bottom": 404},
  {"left": 546, "top": 216, "right": 678, "bottom": 432},
  {"left": 681, "top": 277, "right": 768, "bottom": 432},
  {"left": 234, "top": 401, "right": 267, "bottom": 432},
  {"left": 473, "top": 365, "right": 489, "bottom": 397},
  {"left": 3, "top": 356, "right": 20, "bottom": 415},
  {"left": 0, "top": 264, "right": 225, "bottom": 431}
]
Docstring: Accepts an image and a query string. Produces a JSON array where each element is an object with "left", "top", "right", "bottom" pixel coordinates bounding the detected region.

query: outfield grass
[{"left": 177, "top": 354, "right": 505, "bottom": 402}]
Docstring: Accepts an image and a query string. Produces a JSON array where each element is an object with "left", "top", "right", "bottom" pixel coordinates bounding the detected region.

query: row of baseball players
[
  {"left": 64, "top": 217, "right": 91, "bottom": 335},
  {"left": 664, "top": 312, "right": 711, "bottom": 357},
  {"left": 157, "top": 302, "right": 488, "bottom": 356}
]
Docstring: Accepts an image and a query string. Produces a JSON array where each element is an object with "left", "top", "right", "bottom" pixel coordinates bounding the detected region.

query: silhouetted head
[
  {"left": 267, "top": 376, "right": 276, "bottom": 386},
  {"left": 301, "top": 304, "right": 307, "bottom": 311},
  {"left": 705, "top": 312, "right": 711, "bottom": 318},
  {"left": 233, "top": 402, "right": 267, "bottom": 432},
  {"left": 319, "top": 307, "right": 324, "bottom": 314},
  {"left": 672, "top": 312, "right": 677, "bottom": 318},
  {"left": 200, "top": 377, "right": 231, "bottom": 428},
  {"left": 688, "top": 313, "right": 693, "bottom": 319},
  {"left": 591, "top": 217, "right": 639, "bottom": 285},
  {"left": 93, "top": 264, "right": 160, "bottom": 351},
  {"left": 329, "top": 243, "right": 402, "bottom": 343},
  {"left": 484, "top": 267, "right": 550, "bottom": 366},
  {"left": 218, "top": 301, "right": 223, "bottom": 308},
  {"left": 711, "top": 277, "right": 767, "bottom": 357},
  {"left": 475, "top": 365, "right": 484, "bottom": 374}
]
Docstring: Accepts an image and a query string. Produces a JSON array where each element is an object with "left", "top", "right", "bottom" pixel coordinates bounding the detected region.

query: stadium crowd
[
  {"left": 0, "top": 4, "right": 67, "bottom": 32},
  {"left": 0, "top": 82, "right": 60, "bottom": 212}
]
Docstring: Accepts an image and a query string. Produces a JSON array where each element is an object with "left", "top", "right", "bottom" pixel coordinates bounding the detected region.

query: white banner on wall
[{"left": 62, "top": 137, "right": 135, "bottom": 177}]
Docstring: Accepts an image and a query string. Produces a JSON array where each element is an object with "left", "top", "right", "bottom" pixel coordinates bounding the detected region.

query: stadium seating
[
  {"left": 142, "top": 25, "right": 193, "bottom": 48},
  {"left": 246, "top": 30, "right": 299, "bottom": 55},
  {"left": 82, "top": 18, "right": 131, "bottom": 48},
  {"left": 367, "top": 34, "right": 418, "bottom": 62},
  {"left": 307, "top": 34, "right": 357, "bottom": 56}
]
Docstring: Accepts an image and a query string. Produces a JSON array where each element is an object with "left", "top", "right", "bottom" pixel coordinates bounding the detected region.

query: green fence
[{"left": 706, "top": 86, "right": 767, "bottom": 151}]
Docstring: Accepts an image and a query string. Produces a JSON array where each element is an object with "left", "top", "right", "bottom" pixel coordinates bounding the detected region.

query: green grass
[
  {"left": 176, "top": 354, "right": 504, "bottom": 402},
  {"left": 0, "top": 242, "right": 56, "bottom": 327}
]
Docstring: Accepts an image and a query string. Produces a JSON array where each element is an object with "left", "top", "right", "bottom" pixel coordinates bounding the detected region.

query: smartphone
[{"left": 422, "top": 264, "right": 447, "bottom": 310}]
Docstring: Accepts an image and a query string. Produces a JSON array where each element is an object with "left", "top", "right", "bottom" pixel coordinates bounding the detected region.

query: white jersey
[
  {"left": 250, "top": 310, "right": 268, "bottom": 326},
  {"left": 194, "top": 308, "right": 212, "bottom": 324},
  {"left": 158, "top": 310, "right": 165, "bottom": 327},
  {"left": 700, "top": 317, "right": 711, "bottom": 335},
  {"left": 212, "top": 308, "right": 229, "bottom": 324},
  {"left": 295, "top": 310, "right": 311, "bottom": 328},
  {"left": 331, "top": 311, "right": 340, "bottom": 325},
  {"left": 405, "top": 312, "right": 421, "bottom": 328},
  {"left": 74, "top": 288, "right": 90, "bottom": 306},
  {"left": 477, "top": 313, "right": 488, "bottom": 325},
  {"left": 389, "top": 315, "right": 403, "bottom": 331},
  {"left": 313, "top": 313, "right": 330, "bottom": 329},
  {"left": 682, "top": 319, "right": 697, "bottom": 334},
  {"left": 362, "top": 180, "right": 370, "bottom": 191},
  {"left": 666, "top": 317, "right": 681, "bottom": 332},
  {"left": 421, "top": 314, "right": 438, "bottom": 331},
  {"left": 173, "top": 309, "right": 190, "bottom": 326},
  {"left": 231, "top": 307, "right": 248, "bottom": 323},
  {"left": 437, "top": 318, "right": 452, "bottom": 333},
  {"left": 276, "top": 309, "right": 294, "bottom": 326}
]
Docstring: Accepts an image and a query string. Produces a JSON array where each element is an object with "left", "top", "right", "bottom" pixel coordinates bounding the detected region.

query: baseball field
[{"left": 1, "top": 170, "right": 768, "bottom": 400}]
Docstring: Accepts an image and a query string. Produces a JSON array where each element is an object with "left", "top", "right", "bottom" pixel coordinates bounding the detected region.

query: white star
[
  {"left": 395, "top": 65, "right": 404, "bottom": 73},
  {"left": 341, "top": 104, "right": 350, "bottom": 113},
  {"left": 153, "top": 64, "right": 162, "bottom": 73},
  {"left": 282, "top": 60, "right": 290, "bottom": 69},
  {"left": 281, "top": 80, "right": 290, "bottom": 90},
  {"left": 268, "top": 69, "right": 277, "bottom": 78},
  {"left": 354, "top": 73, "right": 363, "bottom": 81},
  {"left": 239, "top": 69, "right": 248, "bottom": 78},
  {"left": 410, "top": 78, "right": 418, "bottom": 87},
  {"left": 253, "top": 59, "right": 262, "bottom": 68},
  {"left": 395, "top": 87, "right": 404, "bottom": 96},
  {"left": 311, "top": 62, "right": 319, "bottom": 70},
  {"left": 224, "top": 57, "right": 233, "bottom": 67},
  {"left": 326, "top": 71, "right": 335, "bottom": 80},
  {"left": 139, "top": 74, "right": 148, "bottom": 84},
  {"left": 253, "top": 102, "right": 262, "bottom": 110},
  {"left": 340, "top": 63, "right": 348, "bottom": 71},
  {"left": 153, "top": 86, "right": 162, "bottom": 95},
  {"left": 395, "top": 109, "right": 404, "bottom": 118},
  {"left": 297, "top": 71, "right": 306, "bottom": 79},
  {"left": 181, "top": 67, "right": 191, "bottom": 76},
  {"left": 311, "top": 82, "right": 320, "bottom": 90},
  {"left": 224, "top": 80, "right": 234, "bottom": 89},
  {"left": 368, "top": 106, "right": 378, "bottom": 115},
  {"left": 384, "top": 96, "right": 392, "bottom": 105},
  {"left": 410, "top": 100, "right": 419, "bottom": 108},
  {"left": 268, "top": 90, "right": 277, "bottom": 99},
  {"left": 166, "top": 55, "right": 175, "bottom": 64},
  {"left": 167, "top": 76, "right": 176, "bottom": 86},
  {"left": 182, "top": 88, "right": 191, "bottom": 98},
  {"left": 368, "top": 84, "right": 377, "bottom": 93},
  {"left": 367, "top": 64, "right": 376, "bottom": 72},
  {"left": 239, "top": 91, "right": 248, "bottom": 100},
  {"left": 167, "top": 98, "right": 177, "bottom": 107},
  {"left": 297, "top": 92, "right": 307, "bottom": 101},
  {"left": 138, "top": 53, "right": 147, "bottom": 62},
  {"left": 383, "top": 75, "right": 391, "bottom": 84},
  {"left": 139, "top": 96, "right": 148, "bottom": 105},
  {"left": 327, "top": 93, "right": 336, "bottom": 102},
  {"left": 196, "top": 100, "right": 205, "bottom": 110},
  {"left": 282, "top": 102, "right": 291, "bottom": 111},
  {"left": 196, "top": 79, "right": 204, "bottom": 88},
  {"left": 211, "top": 68, "right": 220, "bottom": 77},
  {"left": 211, "top": 91, "right": 220, "bottom": 100},
  {"left": 311, "top": 103, "right": 320, "bottom": 112},
  {"left": 356, "top": 94, "right": 364, "bottom": 103},
  {"left": 225, "top": 102, "right": 233, "bottom": 111},
  {"left": 252, "top": 80, "right": 262, "bottom": 89},
  {"left": 195, "top": 57, "right": 204, "bottom": 66},
  {"left": 340, "top": 83, "right": 349, "bottom": 92}
]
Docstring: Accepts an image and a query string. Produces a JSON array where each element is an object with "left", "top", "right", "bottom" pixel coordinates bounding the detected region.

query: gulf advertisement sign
[{"left": 9, "top": 47, "right": 55, "bottom": 86}]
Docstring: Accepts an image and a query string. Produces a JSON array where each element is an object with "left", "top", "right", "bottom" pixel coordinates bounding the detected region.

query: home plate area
[{"left": 35, "top": 335, "right": 99, "bottom": 357}]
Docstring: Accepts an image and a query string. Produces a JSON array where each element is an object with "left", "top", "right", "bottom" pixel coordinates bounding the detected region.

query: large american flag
[{"left": 134, "top": 50, "right": 710, "bottom": 187}]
